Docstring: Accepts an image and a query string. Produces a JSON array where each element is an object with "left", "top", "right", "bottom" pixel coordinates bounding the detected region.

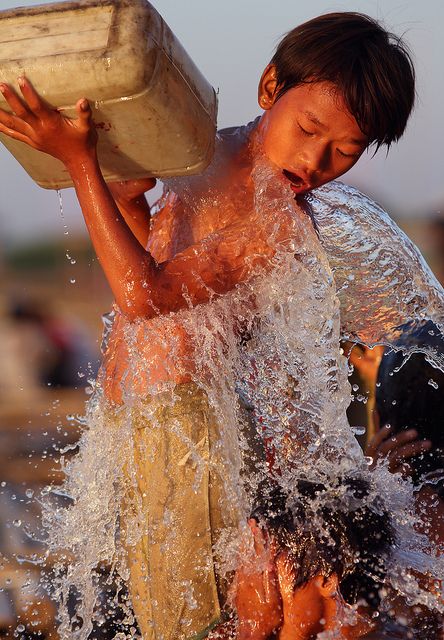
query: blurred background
[{"left": 0, "top": 0, "right": 443, "bottom": 636}]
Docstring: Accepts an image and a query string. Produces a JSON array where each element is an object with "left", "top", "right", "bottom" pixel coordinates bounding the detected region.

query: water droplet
[
  {"left": 13, "top": 519, "right": 22, "bottom": 527},
  {"left": 352, "top": 384, "right": 359, "bottom": 392},
  {"left": 428, "top": 379, "right": 439, "bottom": 389},
  {"left": 351, "top": 425, "right": 366, "bottom": 436},
  {"left": 70, "top": 278, "right": 76, "bottom": 284},
  {"left": 57, "top": 189, "right": 69, "bottom": 236},
  {"left": 0, "top": 481, "right": 6, "bottom": 487},
  {"left": 16, "top": 624, "right": 25, "bottom": 632},
  {"left": 25, "top": 489, "right": 34, "bottom": 498}
]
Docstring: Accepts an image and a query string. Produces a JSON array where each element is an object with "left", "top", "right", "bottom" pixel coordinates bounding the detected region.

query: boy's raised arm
[{"left": 0, "top": 79, "right": 275, "bottom": 320}]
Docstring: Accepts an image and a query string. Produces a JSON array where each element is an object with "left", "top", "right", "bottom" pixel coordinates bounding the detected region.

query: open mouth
[{"left": 282, "top": 169, "right": 312, "bottom": 194}]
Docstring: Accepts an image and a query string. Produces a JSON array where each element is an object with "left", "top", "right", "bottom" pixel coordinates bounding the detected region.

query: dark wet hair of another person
[
  {"left": 251, "top": 476, "right": 395, "bottom": 609},
  {"left": 271, "top": 12, "right": 415, "bottom": 150}
]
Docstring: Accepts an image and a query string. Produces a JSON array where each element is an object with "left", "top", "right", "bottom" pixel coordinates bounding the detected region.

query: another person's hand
[
  {"left": 347, "top": 344, "right": 385, "bottom": 388},
  {"left": 0, "top": 77, "right": 97, "bottom": 168},
  {"left": 232, "top": 519, "right": 282, "bottom": 640},
  {"left": 276, "top": 551, "right": 325, "bottom": 640},
  {"left": 108, "top": 178, "right": 157, "bottom": 204},
  {"left": 365, "top": 424, "right": 432, "bottom": 477},
  {"left": 276, "top": 553, "right": 373, "bottom": 640}
]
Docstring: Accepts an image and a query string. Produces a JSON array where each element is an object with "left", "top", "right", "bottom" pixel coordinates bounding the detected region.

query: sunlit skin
[
  {"left": 0, "top": 71, "right": 370, "bottom": 403},
  {"left": 220, "top": 519, "right": 373, "bottom": 639},
  {"left": 0, "top": 74, "right": 375, "bottom": 631},
  {"left": 231, "top": 520, "right": 282, "bottom": 640},
  {"left": 257, "top": 65, "right": 368, "bottom": 195}
]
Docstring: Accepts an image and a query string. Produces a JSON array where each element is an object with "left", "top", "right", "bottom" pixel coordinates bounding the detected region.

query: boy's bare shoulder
[
  {"left": 217, "top": 118, "right": 260, "bottom": 146},
  {"left": 217, "top": 124, "right": 243, "bottom": 137}
]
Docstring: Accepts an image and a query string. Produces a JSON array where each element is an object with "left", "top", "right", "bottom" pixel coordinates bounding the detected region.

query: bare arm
[
  {"left": 0, "top": 79, "right": 275, "bottom": 320},
  {"left": 70, "top": 156, "right": 273, "bottom": 318},
  {"left": 65, "top": 154, "right": 163, "bottom": 317},
  {"left": 108, "top": 178, "right": 156, "bottom": 248}
]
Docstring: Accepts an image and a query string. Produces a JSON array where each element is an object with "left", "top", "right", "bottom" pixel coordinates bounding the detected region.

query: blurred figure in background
[
  {"left": 346, "top": 342, "right": 385, "bottom": 447},
  {"left": 427, "top": 218, "right": 444, "bottom": 286},
  {"left": 5, "top": 296, "right": 98, "bottom": 390}
]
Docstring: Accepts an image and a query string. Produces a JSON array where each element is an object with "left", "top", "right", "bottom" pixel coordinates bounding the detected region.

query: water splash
[
  {"left": 40, "top": 122, "right": 444, "bottom": 638},
  {"left": 309, "top": 182, "right": 444, "bottom": 366}
]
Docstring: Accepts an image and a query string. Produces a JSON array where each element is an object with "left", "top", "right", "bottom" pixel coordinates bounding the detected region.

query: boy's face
[{"left": 257, "top": 68, "right": 368, "bottom": 195}]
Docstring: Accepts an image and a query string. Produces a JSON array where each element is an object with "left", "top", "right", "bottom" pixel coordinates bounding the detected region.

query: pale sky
[{"left": 0, "top": 0, "right": 442, "bottom": 246}]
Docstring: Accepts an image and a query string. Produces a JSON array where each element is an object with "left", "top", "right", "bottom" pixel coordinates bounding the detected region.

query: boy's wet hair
[
  {"left": 376, "top": 320, "right": 444, "bottom": 489},
  {"left": 271, "top": 12, "right": 415, "bottom": 149},
  {"left": 251, "top": 475, "right": 395, "bottom": 608}
]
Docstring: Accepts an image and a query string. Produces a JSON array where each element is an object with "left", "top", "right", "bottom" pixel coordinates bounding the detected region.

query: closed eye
[
  {"left": 298, "top": 123, "right": 315, "bottom": 137},
  {"left": 337, "top": 148, "right": 360, "bottom": 158}
]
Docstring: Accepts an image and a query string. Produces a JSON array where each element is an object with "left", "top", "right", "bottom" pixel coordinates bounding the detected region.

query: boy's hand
[
  {"left": 365, "top": 424, "right": 432, "bottom": 476},
  {"left": 232, "top": 519, "right": 282, "bottom": 640},
  {"left": 0, "top": 77, "right": 97, "bottom": 168},
  {"left": 108, "top": 178, "right": 157, "bottom": 204}
]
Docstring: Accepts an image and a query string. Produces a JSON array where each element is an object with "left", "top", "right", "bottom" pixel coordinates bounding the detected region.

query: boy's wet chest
[{"left": 149, "top": 179, "right": 254, "bottom": 262}]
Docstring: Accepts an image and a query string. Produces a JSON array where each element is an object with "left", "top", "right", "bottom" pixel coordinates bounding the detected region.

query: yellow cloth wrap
[{"left": 123, "top": 383, "right": 235, "bottom": 640}]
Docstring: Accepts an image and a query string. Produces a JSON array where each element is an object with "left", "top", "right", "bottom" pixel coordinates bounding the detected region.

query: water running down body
[
  {"left": 39, "top": 120, "right": 444, "bottom": 639},
  {"left": 0, "top": 11, "right": 442, "bottom": 638}
]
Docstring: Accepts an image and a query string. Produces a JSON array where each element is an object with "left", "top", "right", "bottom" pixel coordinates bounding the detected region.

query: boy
[{"left": 0, "top": 12, "right": 416, "bottom": 639}]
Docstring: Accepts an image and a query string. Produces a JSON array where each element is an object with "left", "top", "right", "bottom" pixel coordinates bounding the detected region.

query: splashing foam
[{"left": 41, "top": 123, "right": 444, "bottom": 638}]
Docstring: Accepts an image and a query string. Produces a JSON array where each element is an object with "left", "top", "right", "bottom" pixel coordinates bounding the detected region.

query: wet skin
[
  {"left": 0, "top": 72, "right": 368, "bottom": 402},
  {"left": 257, "top": 65, "right": 368, "bottom": 195},
  {"left": 228, "top": 520, "right": 372, "bottom": 639},
  {"left": 0, "top": 75, "right": 375, "bottom": 636}
]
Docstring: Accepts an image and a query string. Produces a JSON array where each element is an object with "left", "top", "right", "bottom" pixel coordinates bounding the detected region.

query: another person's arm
[{"left": 230, "top": 519, "right": 282, "bottom": 640}]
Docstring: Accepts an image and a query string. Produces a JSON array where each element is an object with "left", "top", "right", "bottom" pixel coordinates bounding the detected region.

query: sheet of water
[{"left": 39, "top": 122, "right": 444, "bottom": 638}]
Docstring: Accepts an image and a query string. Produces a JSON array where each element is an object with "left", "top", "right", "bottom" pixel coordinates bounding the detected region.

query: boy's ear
[{"left": 258, "top": 63, "right": 279, "bottom": 110}]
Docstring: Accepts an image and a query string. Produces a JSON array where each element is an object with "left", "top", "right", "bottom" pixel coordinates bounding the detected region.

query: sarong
[{"left": 123, "top": 382, "right": 236, "bottom": 640}]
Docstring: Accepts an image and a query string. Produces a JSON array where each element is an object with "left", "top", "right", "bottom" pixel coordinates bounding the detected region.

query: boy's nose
[{"left": 302, "top": 143, "right": 330, "bottom": 176}]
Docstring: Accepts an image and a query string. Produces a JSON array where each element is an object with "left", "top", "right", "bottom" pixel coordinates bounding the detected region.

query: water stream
[{"left": 39, "top": 124, "right": 444, "bottom": 638}]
